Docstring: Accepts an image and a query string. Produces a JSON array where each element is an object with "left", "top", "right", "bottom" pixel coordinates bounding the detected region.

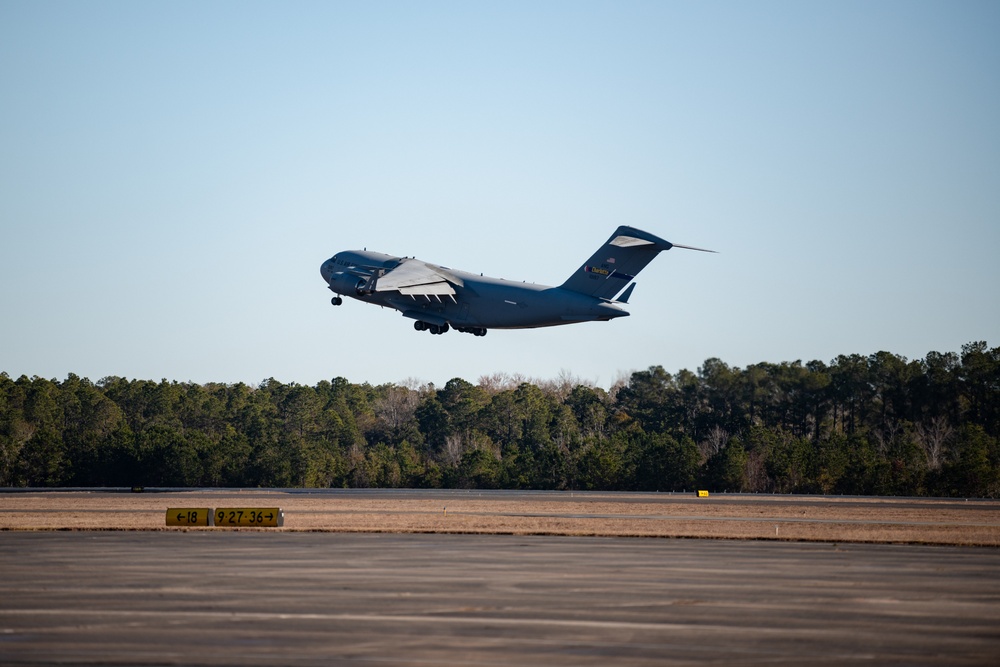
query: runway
[{"left": 2, "top": 531, "right": 999, "bottom": 665}]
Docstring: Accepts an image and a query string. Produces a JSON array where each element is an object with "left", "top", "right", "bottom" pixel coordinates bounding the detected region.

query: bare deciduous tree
[
  {"left": 916, "top": 416, "right": 953, "bottom": 470},
  {"left": 699, "top": 425, "right": 729, "bottom": 462},
  {"left": 374, "top": 387, "right": 419, "bottom": 432}
]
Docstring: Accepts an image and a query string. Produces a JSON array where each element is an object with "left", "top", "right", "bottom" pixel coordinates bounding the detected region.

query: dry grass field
[{"left": 2, "top": 490, "right": 998, "bottom": 546}]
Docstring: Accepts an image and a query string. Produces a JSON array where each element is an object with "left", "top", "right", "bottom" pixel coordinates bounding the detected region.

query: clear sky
[{"left": 2, "top": 1, "right": 998, "bottom": 388}]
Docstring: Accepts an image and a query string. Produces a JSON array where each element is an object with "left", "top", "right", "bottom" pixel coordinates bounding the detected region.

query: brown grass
[{"left": 2, "top": 491, "right": 998, "bottom": 546}]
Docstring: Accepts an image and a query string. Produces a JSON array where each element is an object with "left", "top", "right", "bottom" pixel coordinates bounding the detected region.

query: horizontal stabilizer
[
  {"left": 670, "top": 243, "right": 718, "bottom": 253},
  {"left": 616, "top": 282, "right": 636, "bottom": 304}
]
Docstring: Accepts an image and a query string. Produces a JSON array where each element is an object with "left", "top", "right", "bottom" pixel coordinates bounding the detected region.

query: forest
[{"left": 1, "top": 341, "right": 998, "bottom": 497}]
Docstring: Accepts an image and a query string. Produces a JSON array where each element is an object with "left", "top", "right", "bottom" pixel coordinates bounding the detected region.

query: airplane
[{"left": 320, "top": 225, "right": 714, "bottom": 336}]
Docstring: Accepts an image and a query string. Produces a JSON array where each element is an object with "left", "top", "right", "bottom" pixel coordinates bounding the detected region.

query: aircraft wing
[{"left": 375, "top": 259, "right": 458, "bottom": 297}]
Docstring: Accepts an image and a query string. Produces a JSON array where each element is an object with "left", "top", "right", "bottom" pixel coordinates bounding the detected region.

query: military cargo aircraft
[{"left": 320, "top": 226, "right": 713, "bottom": 336}]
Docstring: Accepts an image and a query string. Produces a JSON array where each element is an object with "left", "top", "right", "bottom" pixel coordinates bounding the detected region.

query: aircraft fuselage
[
  {"left": 320, "top": 250, "right": 628, "bottom": 334},
  {"left": 320, "top": 226, "right": 712, "bottom": 336}
]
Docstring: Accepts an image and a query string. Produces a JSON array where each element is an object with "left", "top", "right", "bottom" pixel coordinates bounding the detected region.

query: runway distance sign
[
  {"left": 214, "top": 508, "right": 284, "bottom": 527},
  {"left": 165, "top": 508, "right": 212, "bottom": 526}
]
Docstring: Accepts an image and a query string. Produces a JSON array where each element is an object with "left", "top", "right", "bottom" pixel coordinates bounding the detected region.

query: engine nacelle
[{"left": 327, "top": 272, "right": 370, "bottom": 297}]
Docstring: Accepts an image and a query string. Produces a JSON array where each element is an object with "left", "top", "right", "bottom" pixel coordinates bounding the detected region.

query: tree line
[{"left": 2, "top": 341, "right": 998, "bottom": 497}]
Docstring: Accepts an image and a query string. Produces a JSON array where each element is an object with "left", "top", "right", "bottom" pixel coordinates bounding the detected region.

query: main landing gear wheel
[{"left": 415, "top": 321, "right": 450, "bottom": 334}]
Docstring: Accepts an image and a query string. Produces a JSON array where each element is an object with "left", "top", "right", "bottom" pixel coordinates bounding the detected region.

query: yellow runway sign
[
  {"left": 214, "top": 508, "right": 284, "bottom": 527},
  {"left": 165, "top": 508, "right": 212, "bottom": 526}
]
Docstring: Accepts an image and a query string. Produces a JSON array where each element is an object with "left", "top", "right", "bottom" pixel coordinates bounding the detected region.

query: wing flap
[{"left": 399, "top": 283, "right": 455, "bottom": 296}]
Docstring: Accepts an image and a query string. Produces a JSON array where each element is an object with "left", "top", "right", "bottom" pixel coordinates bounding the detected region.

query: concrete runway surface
[{"left": 1, "top": 532, "right": 998, "bottom": 666}]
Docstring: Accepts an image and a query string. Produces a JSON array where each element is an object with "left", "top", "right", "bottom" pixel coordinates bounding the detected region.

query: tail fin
[{"left": 559, "top": 226, "right": 675, "bottom": 300}]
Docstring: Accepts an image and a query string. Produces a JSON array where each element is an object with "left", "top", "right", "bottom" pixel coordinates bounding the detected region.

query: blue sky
[{"left": 2, "top": 1, "right": 998, "bottom": 388}]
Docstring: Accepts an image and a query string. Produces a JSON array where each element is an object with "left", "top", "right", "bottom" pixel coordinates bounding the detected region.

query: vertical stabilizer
[{"left": 559, "top": 226, "right": 673, "bottom": 300}]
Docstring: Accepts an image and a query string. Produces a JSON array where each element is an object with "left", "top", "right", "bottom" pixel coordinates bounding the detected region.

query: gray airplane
[{"left": 320, "top": 226, "right": 713, "bottom": 336}]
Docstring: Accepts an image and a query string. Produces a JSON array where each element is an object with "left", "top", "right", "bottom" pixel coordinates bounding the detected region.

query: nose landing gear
[{"left": 331, "top": 296, "right": 343, "bottom": 306}]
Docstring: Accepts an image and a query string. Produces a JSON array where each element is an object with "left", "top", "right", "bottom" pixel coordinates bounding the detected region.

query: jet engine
[{"left": 328, "top": 273, "right": 370, "bottom": 297}]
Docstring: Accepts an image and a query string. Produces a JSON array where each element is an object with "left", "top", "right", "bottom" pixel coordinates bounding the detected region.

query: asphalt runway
[{"left": 1, "top": 532, "right": 998, "bottom": 666}]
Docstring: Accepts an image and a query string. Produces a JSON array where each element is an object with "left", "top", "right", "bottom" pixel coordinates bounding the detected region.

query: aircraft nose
[{"left": 320, "top": 258, "right": 334, "bottom": 282}]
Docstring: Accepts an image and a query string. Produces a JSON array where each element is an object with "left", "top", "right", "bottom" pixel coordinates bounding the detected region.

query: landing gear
[
  {"left": 414, "top": 321, "right": 453, "bottom": 335},
  {"left": 331, "top": 296, "right": 343, "bottom": 306},
  {"left": 414, "top": 321, "right": 486, "bottom": 336}
]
